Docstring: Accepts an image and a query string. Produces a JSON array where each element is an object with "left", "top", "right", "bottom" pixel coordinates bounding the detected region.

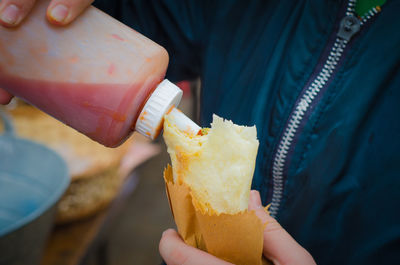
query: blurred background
[{"left": 0, "top": 80, "right": 200, "bottom": 265}]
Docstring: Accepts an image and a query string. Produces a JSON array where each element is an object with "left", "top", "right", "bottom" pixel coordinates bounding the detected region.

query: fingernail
[
  {"left": 1, "top": 4, "right": 20, "bottom": 25},
  {"left": 250, "top": 190, "right": 259, "bottom": 202},
  {"left": 249, "top": 190, "right": 262, "bottom": 207},
  {"left": 49, "top": 4, "right": 68, "bottom": 23}
]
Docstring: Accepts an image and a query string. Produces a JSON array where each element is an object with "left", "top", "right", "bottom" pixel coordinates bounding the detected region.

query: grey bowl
[{"left": 0, "top": 111, "right": 70, "bottom": 265}]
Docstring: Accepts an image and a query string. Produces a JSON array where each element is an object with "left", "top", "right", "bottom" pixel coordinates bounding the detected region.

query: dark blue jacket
[{"left": 95, "top": 0, "right": 400, "bottom": 264}]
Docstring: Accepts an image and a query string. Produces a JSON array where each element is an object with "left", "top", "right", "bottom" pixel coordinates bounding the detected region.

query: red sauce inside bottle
[{"left": 0, "top": 73, "right": 164, "bottom": 147}]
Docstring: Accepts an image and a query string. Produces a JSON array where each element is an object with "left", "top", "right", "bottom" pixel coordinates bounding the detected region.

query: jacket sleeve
[{"left": 94, "top": 0, "right": 213, "bottom": 82}]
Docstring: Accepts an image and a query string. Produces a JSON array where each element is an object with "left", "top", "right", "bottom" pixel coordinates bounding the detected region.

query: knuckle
[
  {"left": 159, "top": 232, "right": 189, "bottom": 265},
  {"left": 169, "top": 245, "right": 189, "bottom": 265},
  {"left": 264, "top": 219, "right": 282, "bottom": 232}
]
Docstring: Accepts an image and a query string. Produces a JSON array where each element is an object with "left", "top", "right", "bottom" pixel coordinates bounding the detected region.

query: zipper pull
[{"left": 337, "top": 15, "right": 361, "bottom": 41}]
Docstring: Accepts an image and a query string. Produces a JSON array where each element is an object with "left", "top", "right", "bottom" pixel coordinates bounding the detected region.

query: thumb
[
  {"left": 159, "top": 229, "right": 233, "bottom": 265},
  {"left": 249, "top": 190, "right": 316, "bottom": 265}
]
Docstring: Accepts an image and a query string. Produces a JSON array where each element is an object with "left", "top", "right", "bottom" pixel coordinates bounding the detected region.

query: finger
[
  {"left": 47, "top": 0, "right": 93, "bottom": 26},
  {"left": 0, "top": 89, "right": 13, "bottom": 104},
  {"left": 159, "top": 229, "right": 233, "bottom": 265},
  {"left": 248, "top": 190, "right": 271, "bottom": 223},
  {"left": 249, "top": 190, "right": 316, "bottom": 265},
  {"left": 0, "top": 0, "right": 36, "bottom": 27}
]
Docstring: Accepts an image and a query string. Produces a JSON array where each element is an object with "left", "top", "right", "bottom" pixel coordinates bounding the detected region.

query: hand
[
  {"left": 0, "top": 0, "right": 94, "bottom": 104},
  {"left": 248, "top": 190, "right": 316, "bottom": 265},
  {"left": 0, "top": 0, "right": 93, "bottom": 27},
  {"left": 160, "top": 229, "right": 233, "bottom": 265},
  {"left": 159, "top": 190, "right": 316, "bottom": 265}
]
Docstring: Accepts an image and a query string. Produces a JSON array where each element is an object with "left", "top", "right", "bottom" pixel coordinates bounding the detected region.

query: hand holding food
[
  {"left": 162, "top": 114, "right": 265, "bottom": 265},
  {"left": 162, "top": 113, "right": 315, "bottom": 265},
  {"left": 160, "top": 190, "right": 316, "bottom": 265}
]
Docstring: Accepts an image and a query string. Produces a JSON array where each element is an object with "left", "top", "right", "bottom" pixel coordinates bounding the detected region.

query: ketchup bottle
[{"left": 0, "top": 0, "right": 199, "bottom": 147}]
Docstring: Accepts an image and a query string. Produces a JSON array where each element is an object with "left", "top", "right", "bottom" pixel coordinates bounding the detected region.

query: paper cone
[{"left": 164, "top": 166, "right": 271, "bottom": 265}]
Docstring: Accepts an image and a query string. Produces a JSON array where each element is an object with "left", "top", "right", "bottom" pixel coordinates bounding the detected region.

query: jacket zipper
[{"left": 269, "top": 0, "right": 381, "bottom": 218}]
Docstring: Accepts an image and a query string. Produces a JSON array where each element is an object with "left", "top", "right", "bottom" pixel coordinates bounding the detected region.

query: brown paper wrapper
[{"left": 164, "top": 165, "right": 271, "bottom": 265}]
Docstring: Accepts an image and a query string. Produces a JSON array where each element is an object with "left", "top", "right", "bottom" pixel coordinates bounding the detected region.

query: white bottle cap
[{"left": 135, "top": 79, "right": 182, "bottom": 139}]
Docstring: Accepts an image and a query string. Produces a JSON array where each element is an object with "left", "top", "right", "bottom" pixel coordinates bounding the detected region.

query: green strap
[{"left": 355, "top": 0, "right": 386, "bottom": 17}]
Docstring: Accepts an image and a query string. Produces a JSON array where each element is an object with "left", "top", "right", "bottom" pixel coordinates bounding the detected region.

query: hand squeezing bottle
[{"left": 0, "top": 0, "right": 199, "bottom": 147}]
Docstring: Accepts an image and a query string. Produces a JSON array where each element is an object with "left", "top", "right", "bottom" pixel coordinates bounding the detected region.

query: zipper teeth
[
  {"left": 346, "top": 0, "right": 381, "bottom": 25},
  {"left": 269, "top": 37, "right": 347, "bottom": 217},
  {"left": 269, "top": 0, "right": 379, "bottom": 218}
]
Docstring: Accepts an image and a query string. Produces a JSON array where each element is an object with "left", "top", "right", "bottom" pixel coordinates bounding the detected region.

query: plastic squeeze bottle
[{"left": 0, "top": 0, "right": 200, "bottom": 147}]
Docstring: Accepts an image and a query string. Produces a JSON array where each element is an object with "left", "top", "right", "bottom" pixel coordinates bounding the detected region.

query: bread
[
  {"left": 2, "top": 105, "right": 131, "bottom": 180},
  {"left": 1, "top": 104, "right": 133, "bottom": 223},
  {"left": 56, "top": 166, "right": 123, "bottom": 224},
  {"left": 163, "top": 114, "right": 259, "bottom": 214}
]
